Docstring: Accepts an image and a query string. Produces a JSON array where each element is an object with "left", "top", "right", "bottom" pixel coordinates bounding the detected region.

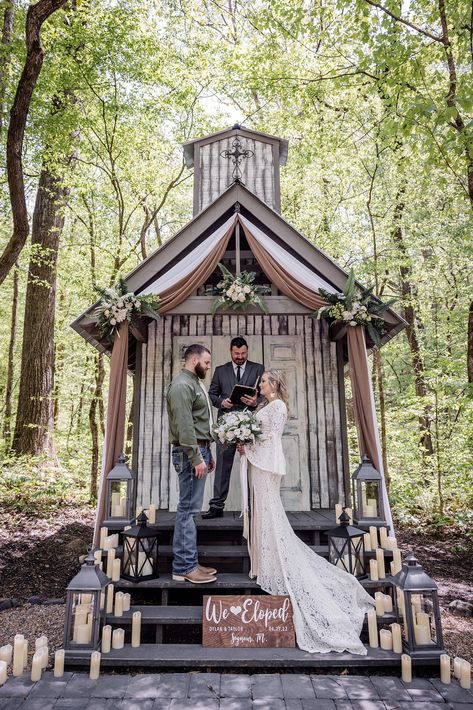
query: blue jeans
[{"left": 172, "top": 445, "right": 211, "bottom": 575}]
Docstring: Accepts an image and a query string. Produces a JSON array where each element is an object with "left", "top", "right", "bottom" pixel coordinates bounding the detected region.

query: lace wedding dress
[{"left": 244, "top": 398, "right": 374, "bottom": 655}]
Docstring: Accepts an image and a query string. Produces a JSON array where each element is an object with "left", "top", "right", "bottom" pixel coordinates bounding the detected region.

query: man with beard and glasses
[{"left": 166, "top": 344, "right": 217, "bottom": 584}]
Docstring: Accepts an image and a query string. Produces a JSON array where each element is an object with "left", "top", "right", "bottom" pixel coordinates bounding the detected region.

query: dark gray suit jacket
[{"left": 209, "top": 360, "right": 265, "bottom": 420}]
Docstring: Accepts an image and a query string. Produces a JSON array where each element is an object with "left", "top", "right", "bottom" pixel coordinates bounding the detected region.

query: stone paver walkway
[{"left": 0, "top": 672, "right": 471, "bottom": 709}]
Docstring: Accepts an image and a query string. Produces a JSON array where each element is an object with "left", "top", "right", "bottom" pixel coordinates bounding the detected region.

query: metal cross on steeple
[{"left": 220, "top": 133, "right": 254, "bottom": 183}]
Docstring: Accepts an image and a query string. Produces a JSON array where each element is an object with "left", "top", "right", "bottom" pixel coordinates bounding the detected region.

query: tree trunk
[
  {"left": 3, "top": 263, "right": 19, "bottom": 445},
  {"left": 0, "top": 0, "right": 68, "bottom": 287},
  {"left": 0, "top": 0, "right": 15, "bottom": 136},
  {"left": 89, "top": 352, "right": 105, "bottom": 499},
  {"left": 12, "top": 166, "right": 68, "bottom": 456},
  {"left": 373, "top": 351, "right": 389, "bottom": 488},
  {"left": 468, "top": 300, "right": 473, "bottom": 384}
]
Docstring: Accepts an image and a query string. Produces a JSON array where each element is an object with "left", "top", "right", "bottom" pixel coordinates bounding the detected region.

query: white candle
[
  {"left": 363, "top": 532, "right": 372, "bottom": 552},
  {"left": 112, "top": 534, "right": 119, "bottom": 548},
  {"left": 376, "top": 548, "right": 386, "bottom": 579},
  {"left": 0, "top": 660, "right": 6, "bottom": 687},
  {"left": 386, "top": 536, "right": 397, "bottom": 550},
  {"left": 345, "top": 507, "right": 353, "bottom": 524},
  {"left": 460, "top": 660, "right": 471, "bottom": 689},
  {"left": 401, "top": 654, "right": 412, "bottom": 683},
  {"left": 411, "top": 594, "right": 422, "bottom": 614},
  {"left": 115, "top": 591, "right": 124, "bottom": 617},
  {"left": 414, "top": 624, "right": 431, "bottom": 645},
  {"left": 335, "top": 503, "right": 342, "bottom": 523},
  {"left": 12, "top": 635, "right": 24, "bottom": 677},
  {"left": 30, "top": 652, "right": 42, "bottom": 682},
  {"left": 54, "top": 650, "right": 65, "bottom": 678},
  {"left": 99, "top": 527, "right": 108, "bottom": 549},
  {"left": 89, "top": 651, "right": 101, "bottom": 680},
  {"left": 137, "top": 551, "right": 153, "bottom": 576},
  {"left": 375, "top": 592, "right": 385, "bottom": 617},
  {"left": 454, "top": 656, "right": 463, "bottom": 679},
  {"left": 0, "top": 644, "right": 12, "bottom": 665},
  {"left": 102, "top": 625, "right": 112, "bottom": 654},
  {"left": 148, "top": 504, "right": 156, "bottom": 524},
  {"left": 440, "top": 654, "right": 451, "bottom": 684},
  {"left": 379, "top": 527, "right": 388, "bottom": 548},
  {"left": 369, "top": 559, "right": 379, "bottom": 581},
  {"left": 391, "top": 623, "right": 402, "bottom": 653},
  {"left": 380, "top": 629, "right": 393, "bottom": 651},
  {"left": 136, "top": 505, "right": 143, "bottom": 518},
  {"left": 112, "top": 557, "right": 121, "bottom": 582},
  {"left": 367, "top": 609, "right": 378, "bottom": 648},
  {"left": 112, "top": 628, "right": 125, "bottom": 650},
  {"left": 369, "top": 526, "right": 378, "bottom": 549},
  {"left": 123, "top": 593, "right": 131, "bottom": 612},
  {"left": 39, "top": 646, "right": 48, "bottom": 669},
  {"left": 392, "top": 550, "right": 402, "bottom": 575},
  {"left": 102, "top": 536, "right": 112, "bottom": 550},
  {"left": 94, "top": 550, "right": 102, "bottom": 566},
  {"left": 367, "top": 497, "right": 378, "bottom": 516},
  {"left": 22, "top": 638, "right": 28, "bottom": 669},
  {"left": 106, "top": 549, "right": 116, "bottom": 578},
  {"left": 132, "top": 611, "right": 141, "bottom": 648},
  {"left": 106, "top": 584, "right": 114, "bottom": 614},
  {"left": 35, "top": 635, "right": 47, "bottom": 651},
  {"left": 76, "top": 624, "right": 89, "bottom": 644},
  {"left": 384, "top": 594, "right": 393, "bottom": 613}
]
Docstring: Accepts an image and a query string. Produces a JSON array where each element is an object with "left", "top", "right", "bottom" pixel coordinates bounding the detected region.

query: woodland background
[{"left": 0, "top": 0, "right": 472, "bottom": 531}]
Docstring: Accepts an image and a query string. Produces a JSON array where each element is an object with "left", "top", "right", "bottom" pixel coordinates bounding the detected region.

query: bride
[{"left": 237, "top": 369, "right": 374, "bottom": 655}]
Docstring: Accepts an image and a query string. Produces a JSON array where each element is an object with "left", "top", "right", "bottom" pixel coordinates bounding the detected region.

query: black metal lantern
[
  {"left": 103, "top": 453, "right": 136, "bottom": 527},
  {"left": 352, "top": 455, "right": 386, "bottom": 527},
  {"left": 328, "top": 509, "right": 367, "bottom": 579},
  {"left": 64, "top": 551, "right": 109, "bottom": 657},
  {"left": 122, "top": 512, "right": 159, "bottom": 582},
  {"left": 392, "top": 553, "right": 444, "bottom": 659}
]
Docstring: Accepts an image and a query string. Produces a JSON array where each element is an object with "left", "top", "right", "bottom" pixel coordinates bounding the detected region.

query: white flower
[
  {"left": 342, "top": 311, "right": 352, "bottom": 320},
  {"left": 104, "top": 309, "right": 110, "bottom": 317},
  {"left": 241, "top": 427, "right": 251, "bottom": 438},
  {"left": 349, "top": 320, "right": 357, "bottom": 326},
  {"left": 110, "top": 318, "right": 117, "bottom": 325},
  {"left": 243, "top": 285, "right": 251, "bottom": 294},
  {"left": 231, "top": 294, "right": 239, "bottom": 302},
  {"left": 117, "top": 299, "right": 124, "bottom": 308},
  {"left": 238, "top": 293, "right": 246, "bottom": 302},
  {"left": 226, "top": 431, "right": 236, "bottom": 440},
  {"left": 353, "top": 302, "right": 360, "bottom": 310}
]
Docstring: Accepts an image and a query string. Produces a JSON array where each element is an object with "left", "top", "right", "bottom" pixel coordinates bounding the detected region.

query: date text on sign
[{"left": 202, "top": 595, "right": 295, "bottom": 648}]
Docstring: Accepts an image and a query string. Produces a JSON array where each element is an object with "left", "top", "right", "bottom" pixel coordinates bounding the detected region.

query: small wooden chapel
[{"left": 72, "top": 124, "right": 405, "bottom": 521}]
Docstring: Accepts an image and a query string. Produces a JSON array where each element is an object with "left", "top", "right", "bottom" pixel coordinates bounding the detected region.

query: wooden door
[{"left": 263, "top": 335, "right": 311, "bottom": 510}]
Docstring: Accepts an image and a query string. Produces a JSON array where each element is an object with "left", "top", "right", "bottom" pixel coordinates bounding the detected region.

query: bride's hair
[{"left": 259, "top": 369, "right": 289, "bottom": 409}]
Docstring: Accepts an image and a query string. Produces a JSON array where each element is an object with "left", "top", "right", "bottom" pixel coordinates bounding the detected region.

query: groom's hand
[
  {"left": 194, "top": 461, "right": 207, "bottom": 479},
  {"left": 208, "top": 457, "right": 215, "bottom": 473}
]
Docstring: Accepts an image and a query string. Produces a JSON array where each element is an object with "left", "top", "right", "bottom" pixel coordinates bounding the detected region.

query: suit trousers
[{"left": 209, "top": 440, "right": 237, "bottom": 510}]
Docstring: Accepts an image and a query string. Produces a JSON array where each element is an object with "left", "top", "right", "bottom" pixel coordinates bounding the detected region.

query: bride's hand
[{"left": 236, "top": 443, "right": 245, "bottom": 455}]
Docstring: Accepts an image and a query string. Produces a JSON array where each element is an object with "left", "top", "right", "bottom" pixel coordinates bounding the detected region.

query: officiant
[{"left": 202, "top": 337, "right": 265, "bottom": 519}]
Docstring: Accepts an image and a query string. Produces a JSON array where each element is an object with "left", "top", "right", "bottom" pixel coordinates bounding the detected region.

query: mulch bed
[{"left": 0, "top": 505, "right": 471, "bottom": 670}]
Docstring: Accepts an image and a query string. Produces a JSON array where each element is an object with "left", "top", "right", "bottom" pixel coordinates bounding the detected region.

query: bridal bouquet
[{"left": 214, "top": 409, "right": 263, "bottom": 445}]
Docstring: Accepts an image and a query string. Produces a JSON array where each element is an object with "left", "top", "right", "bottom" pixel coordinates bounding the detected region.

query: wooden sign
[{"left": 202, "top": 595, "right": 295, "bottom": 648}]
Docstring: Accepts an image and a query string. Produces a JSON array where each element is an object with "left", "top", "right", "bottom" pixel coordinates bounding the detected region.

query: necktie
[{"left": 236, "top": 365, "right": 241, "bottom": 382}]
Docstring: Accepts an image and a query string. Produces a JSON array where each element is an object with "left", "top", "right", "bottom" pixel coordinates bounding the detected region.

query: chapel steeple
[{"left": 183, "top": 124, "right": 288, "bottom": 216}]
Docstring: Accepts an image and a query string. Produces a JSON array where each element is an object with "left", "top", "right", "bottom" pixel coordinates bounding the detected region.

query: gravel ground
[{"left": 0, "top": 603, "right": 65, "bottom": 671}]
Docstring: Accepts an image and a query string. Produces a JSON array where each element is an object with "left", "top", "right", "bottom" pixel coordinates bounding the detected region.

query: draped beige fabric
[
  {"left": 157, "top": 221, "right": 235, "bottom": 313},
  {"left": 93, "top": 320, "right": 129, "bottom": 544}
]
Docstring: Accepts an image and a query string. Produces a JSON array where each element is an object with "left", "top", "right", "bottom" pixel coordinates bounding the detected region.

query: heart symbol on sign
[{"left": 230, "top": 605, "right": 242, "bottom": 616}]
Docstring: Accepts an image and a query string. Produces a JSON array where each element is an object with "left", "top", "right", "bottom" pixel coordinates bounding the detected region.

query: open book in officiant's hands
[{"left": 229, "top": 384, "right": 258, "bottom": 406}]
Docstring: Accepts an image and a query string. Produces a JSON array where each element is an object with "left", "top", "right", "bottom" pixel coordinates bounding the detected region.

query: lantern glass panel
[
  {"left": 361, "top": 481, "right": 379, "bottom": 517},
  {"left": 68, "top": 592, "right": 96, "bottom": 646},
  {"left": 109, "top": 481, "right": 128, "bottom": 518},
  {"left": 123, "top": 537, "right": 158, "bottom": 578},
  {"left": 408, "top": 592, "right": 438, "bottom": 645}
]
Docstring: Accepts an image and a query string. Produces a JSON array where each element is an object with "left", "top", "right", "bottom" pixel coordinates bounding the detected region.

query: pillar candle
[
  {"left": 375, "top": 592, "right": 385, "bottom": 617},
  {"left": 416, "top": 611, "right": 430, "bottom": 627},
  {"left": 376, "top": 548, "right": 386, "bottom": 579},
  {"left": 102, "top": 536, "right": 112, "bottom": 550},
  {"left": 111, "top": 628, "right": 124, "bottom": 650},
  {"left": 335, "top": 503, "right": 342, "bottom": 523},
  {"left": 369, "top": 526, "right": 378, "bottom": 549},
  {"left": 123, "top": 593, "right": 131, "bottom": 612},
  {"left": 392, "top": 550, "right": 402, "bottom": 575},
  {"left": 414, "top": 624, "right": 431, "bottom": 645},
  {"left": 384, "top": 594, "right": 393, "bottom": 613},
  {"left": 345, "top": 507, "right": 353, "bottom": 524},
  {"left": 101, "top": 625, "right": 112, "bottom": 654},
  {"left": 386, "top": 536, "right": 397, "bottom": 550},
  {"left": 0, "top": 660, "right": 6, "bottom": 687},
  {"left": 54, "top": 650, "right": 65, "bottom": 678},
  {"left": 94, "top": 550, "right": 102, "bottom": 566},
  {"left": 30, "top": 652, "right": 43, "bottom": 682},
  {"left": 379, "top": 629, "right": 393, "bottom": 651},
  {"left": 35, "top": 635, "right": 47, "bottom": 651},
  {"left": 411, "top": 594, "right": 422, "bottom": 614},
  {"left": 99, "top": 527, "right": 108, "bottom": 549},
  {"left": 106, "top": 584, "right": 114, "bottom": 614},
  {"left": 369, "top": 559, "right": 379, "bottom": 581},
  {"left": 367, "top": 609, "right": 378, "bottom": 648},
  {"left": 0, "top": 644, "right": 12, "bottom": 665},
  {"left": 454, "top": 656, "right": 463, "bottom": 679},
  {"left": 112, "top": 534, "right": 119, "bottom": 548},
  {"left": 401, "top": 654, "right": 412, "bottom": 683},
  {"left": 115, "top": 591, "right": 124, "bottom": 617},
  {"left": 460, "top": 660, "right": 471, "bottom": 690},
  {"left": 106, "top": 549, "right": 115, "bottom": 578},
  {"left": 112, "top": 557, "right": 121, "bottom": 583},
  {"left": 391, "top": 623, "right": 402, "bottom": 653},
  {"left": 39, "top": 646, "right": 48, "bottom": 669},
  {"left": 440, "top": 654, "right": 451, "bottom": 684},
  {"left": 363, "top": 532, "right": 372, "bottom": 552},
  {"left": 12, "top": 635, "right": 24, "bottom": 677},
  {"left": 148, "top": 504, "right": 156, "bottom": 524},
  {"left": 136, "top": 505, "right": 143, "bottom": 518},
  {"left": 89, "top": 651, "right": 101, "bottom": 680},
  {"left": 22, "top": 638, "right": 28, "bottom": 669},
  {"left": 131, "top": 611, "right": 141, "bottom": 648},
  {"left": 76, "top": 624, "right": 89, "bottom": 644},
  {"left": 379, "top": 527, "right": 388, "bottom": 548}
]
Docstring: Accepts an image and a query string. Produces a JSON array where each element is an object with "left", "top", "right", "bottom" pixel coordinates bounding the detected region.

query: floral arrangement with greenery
[
  {"left": 314, "top": 269, "right": 396, "bottom": 345},
  {"left": 214, "top": 409, "right": 263, "bottom": 445},
  {"left": 94, "top": 277, "right": 160, "bottom": 341},
  {"left": 211, "top": 263, "right": 269, "bottom": 314}
]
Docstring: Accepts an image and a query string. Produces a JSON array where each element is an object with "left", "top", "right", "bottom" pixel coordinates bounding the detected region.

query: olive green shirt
[{"left": 166, "top": 368, "right": 212, "bottom": 466}]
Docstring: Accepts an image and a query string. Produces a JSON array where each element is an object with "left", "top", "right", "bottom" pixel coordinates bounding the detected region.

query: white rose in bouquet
[
  {"left": 243, "top": 285, "right": 251, "bottom": 294},
  {"left": 238, "top": 293, "right": 246, "bottom": 302}
]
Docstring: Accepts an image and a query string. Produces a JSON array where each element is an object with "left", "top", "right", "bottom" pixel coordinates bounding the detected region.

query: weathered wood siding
[
  {"left": 135, "top": 314, "right": 347, "bottom": 510},
  {"left": 199, "top": 137, "right": 275, "bottom": 212}
]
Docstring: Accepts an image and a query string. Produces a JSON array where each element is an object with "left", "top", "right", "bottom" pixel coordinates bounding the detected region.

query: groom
[{"left": 203, "top": 336, "right": 264, "bottom": 519}]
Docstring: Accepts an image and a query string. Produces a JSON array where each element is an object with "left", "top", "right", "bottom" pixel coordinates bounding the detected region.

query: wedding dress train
[{"left": 244, "top": 399, "right": 374, "bottom": 655}]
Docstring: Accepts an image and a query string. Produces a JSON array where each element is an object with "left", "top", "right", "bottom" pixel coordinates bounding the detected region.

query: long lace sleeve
[{"left": 244, "top": 399, "right": 287, "bottom": 475}]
